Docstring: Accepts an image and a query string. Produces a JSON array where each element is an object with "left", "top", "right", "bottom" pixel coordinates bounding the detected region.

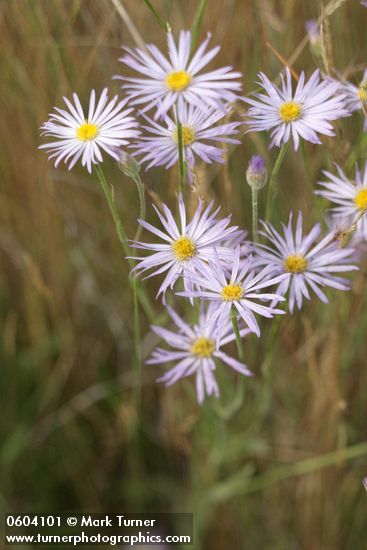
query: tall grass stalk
[{"left": 210, "top": 440, "right": 367, "bottom": 501}]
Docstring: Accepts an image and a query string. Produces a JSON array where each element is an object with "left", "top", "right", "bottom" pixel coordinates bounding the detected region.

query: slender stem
[
  {"left": 176, "top": 117, "right": 186, "bottom": 196},
  {"left": 230, "top": 309, "right": 244, "bottom": 360},
  {"left": 251, "top": 188, "right": 259, "bottom": 242},
  {"left": 265, "top": 143, "right": 288, "bottom": 222},
  {"left": 95, "top": 164, "right": 129, "bottom": 256},
  {"left": 142, "top": 0, "right": 167, "bottom": 30},
  {"left": 94, "top": 164, "right": 155, "bottom": 321},
  {"left": 191, "top": 0, "right": 208, "bottom": 50},
  {"left": 133, "top": 277, "right": 142, "bottom": 410},
  {"left": 132, "top": 171, "right": 146, "bottom": 243}
]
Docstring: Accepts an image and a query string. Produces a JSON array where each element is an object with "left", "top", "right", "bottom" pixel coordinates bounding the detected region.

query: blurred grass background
[{"left": 1, "top": 0, "right": 367, "bottom": 548}]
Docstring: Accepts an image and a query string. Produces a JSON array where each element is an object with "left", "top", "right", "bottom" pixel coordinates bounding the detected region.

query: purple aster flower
[
  {"left": 130, "top": 195, "right": 241, "bottom": 301},
  {"left": 39, "top": 89, "right": 139, "bottom": 173},
  {"left": 254, "top": 212, "right": 357, "bottom": 313},
  {"left": 177, "top": 245, "right": 286, "bottom": 345},
  {"left": 147, "top": 304, "right": 252, "bottom": 404},
  {"left": 315, "top": 162, "right": 367, "bottom": 242},
  {"left": 114, "top": 30, "right": 242, "bottom": 118},
  {"left": 131, "top": 102, "right": 241, "bottom": 176},
  {"left": 244, "top": 68, "right": 349, "bottom": 150}
]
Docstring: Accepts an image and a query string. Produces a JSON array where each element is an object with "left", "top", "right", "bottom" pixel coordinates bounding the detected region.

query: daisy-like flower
[
  {"left": 131, "top": 102, "right": 241, "bottom": 175},
  {"left": 39, "top": 88, "right": 139, "bottom": 173},
  {"left": 177, "top": 245, "right": 287, "bottom": 345},
  {"left": 254, "top": 212, "right": 357, "bottom": 313},
  {"left": 244, "top": 68, "right": 349, "bottom": 150},
  {"left": 315, "top": 162, "right": 367, "bottom": 242},
  {"left": 147, "top": 304, "right": 252, "bottom": 404},
  {"left": 130, "top": 195, "right": 241, "bottom": 301},
  {"left": 338, "top": 69, "right": 367, "bottom": 131},
  {"left": 115, "top": 30, "right": 242, "bottom": 118}
]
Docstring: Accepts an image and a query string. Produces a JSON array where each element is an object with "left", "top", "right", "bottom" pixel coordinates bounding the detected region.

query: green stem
[
  {"left": 231, "top": 309, "right": 244, "bottom": 360},
  {"left": 176, "top": 117, "right": 186, "bottom": 196},
  {"left": 95, "top": 163, "right": 129, "bottom": 256},
  {"left": 251, "top": 188, "right": 259, "bottom": 242},
  {"left": 191, "top": 0, "right": 208, "bottom": 50},
  {"left": 142, "top": 0, "right": 167, "bottom": 30},
  {"left": 132, "top": 171, "right": 146, "bottom": 243},
  {"left": 133, "top": 277, "right": 142, "bottom": 411},
  {"left": 94, "top": 164, "right": 155, "bottom": 321},
  {"left": 265, "top": 143, "right": 288, "bottom": 223}
]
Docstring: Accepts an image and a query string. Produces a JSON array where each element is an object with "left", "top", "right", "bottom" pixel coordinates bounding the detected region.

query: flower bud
[
  {"left": 305, "top": 20, "right": 321, "bottom": 57},
  {"left": 246, "top": 155, "right": 267, "bottom": 190},
  {"left": 115, "top": 149, "right": 141, "bottom": 178}
]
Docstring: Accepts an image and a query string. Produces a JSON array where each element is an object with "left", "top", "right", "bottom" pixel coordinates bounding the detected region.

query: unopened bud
[
  {"left": 246, "top": 155, "right": 267, "bottom": 190},
  {"left": 115, "top": 150, "right": 141, "bottom": 178},
  {"left": 305, "top": 20, "right": 321, "bottom": 57}
]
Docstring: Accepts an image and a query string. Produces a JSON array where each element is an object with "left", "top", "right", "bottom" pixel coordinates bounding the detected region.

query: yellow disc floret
[
  {"left": 279, "top": 101, "right": 302, "bottom": 123},
  {"left": 284, "top": 254, "right": 308, "bottom": 273},
  {"left": 191, "top": 337, "right": 215, "bottom": 358},
  {"left": 221, "top": 283, "right": 244, "bottom": 302},
  {"left": 173, "top": 125, "right": 196, "bottom": 146},
  {"left": 354, "top": 189, "right": 367, "bottom": 210},
  {"left": 171, "top": 236, "right": 197, "bottom": 261},
  {"left": 358, "top": 81, "right": 367, "bottom": 104},
  {"left": 77, "top": 121, "right": 98, "bottom": 141},
  {"left": 165, "top": 70, "right": 192, "bottom": 92}
]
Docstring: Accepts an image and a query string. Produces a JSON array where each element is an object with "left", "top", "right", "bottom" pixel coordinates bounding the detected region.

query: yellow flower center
[
  {"left": 165, "top": 70, "right": 192, "bottom": 92},
  {"left": 173, "top": 125, "right": 196, "bottom": 146},
  {"left": 221, "top": 283, "right": 244, "bottom": 302},
  {"left": 191, "top": 337, "right": 215, "bottom": 358},
  {"left": 284, "top": 254, "right": 308, "bottom": 273},
  {"left": 279, "top": 101, "right": 302, "bottom": 122},
  {"left": 171, "top": 236, "right": 197, "bottom": 261},
  {"left": 354, "top": 189, "right": 367, "bottom": 210},
  {"left": 76, "top": 121, "right": 98, "bottom": 141},
  {"left": 358, "top": 84, "right": 367, "bottom": 103}
]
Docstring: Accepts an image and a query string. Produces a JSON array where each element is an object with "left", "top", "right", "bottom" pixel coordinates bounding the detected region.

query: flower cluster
[{"left": 39, "top": 26, "right": 363, "bottom": 405}]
